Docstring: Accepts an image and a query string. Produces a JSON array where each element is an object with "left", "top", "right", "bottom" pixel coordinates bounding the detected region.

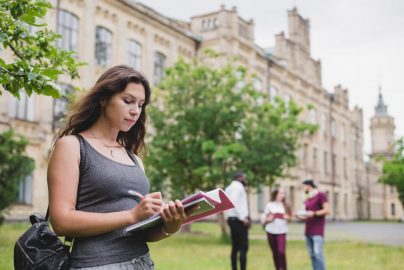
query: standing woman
[
  {"left": 262, "top": 189, "right": 291, "bottom": 270},
  {"left": 48, "top": 65, "right": 188, "bottom": 269}
]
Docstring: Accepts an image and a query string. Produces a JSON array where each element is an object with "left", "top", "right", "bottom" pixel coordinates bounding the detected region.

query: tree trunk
[
  {"left": 181, "top": 223, "right": 191, "bottom": 233},
  {"left": 218, "top": 212, "right": 229, "bottom": 237}
]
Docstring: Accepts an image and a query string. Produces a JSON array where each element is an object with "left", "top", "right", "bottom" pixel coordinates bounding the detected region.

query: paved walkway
[{"left": 252, "top": 221, "right": 404, "bottom": 246}]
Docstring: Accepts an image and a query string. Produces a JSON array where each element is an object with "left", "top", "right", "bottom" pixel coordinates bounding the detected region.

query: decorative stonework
[
  {"left": 127, "top": 21, "right": 146, "bottom": 36},
  {"left": 96, "top": 5, "right": 118, "bottom": 23},
  {"left": 154, "top": 34, "right": 171, "bottom": 48},
  {"left": 177, "top": 46, "right": 193, "bottom": 58}
]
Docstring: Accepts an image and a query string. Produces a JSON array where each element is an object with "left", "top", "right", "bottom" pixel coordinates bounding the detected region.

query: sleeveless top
[{"left": 70, "top": 135, "right": 150, "bottom": 268}]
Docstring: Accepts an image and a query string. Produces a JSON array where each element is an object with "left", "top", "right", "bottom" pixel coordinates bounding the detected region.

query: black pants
[{"left": 227, "top": 218, "right": 249, "bottom": 270}]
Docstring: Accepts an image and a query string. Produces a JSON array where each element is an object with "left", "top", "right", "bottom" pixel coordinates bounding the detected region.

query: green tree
[
  {"left": 0, "top": 129, "right": 34, "bottom": 224},
  {"left": 147, "top": 55, "right": 253, "bottom": 198},
  {"left": 240, "top": 98, "right": 317, "bottom": 187},
  {"left": 0, "top": 0, "right": 84, "bottom": 98},
  {"left": 146, "top": 52, "right": 316, "bottom": 235},
  {"left": 380, "top": 137, "right": 404, "bottom": 207}
]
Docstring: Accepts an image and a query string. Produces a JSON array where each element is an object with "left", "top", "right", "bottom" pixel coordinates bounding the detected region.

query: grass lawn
[{"left": 1, "top": 222, "right": 404, "bottom": 270}]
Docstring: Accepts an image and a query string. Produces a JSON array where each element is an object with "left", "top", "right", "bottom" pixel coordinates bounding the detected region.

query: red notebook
[{"left": 124, "top": 188, "right": 234, "bottom": 233}]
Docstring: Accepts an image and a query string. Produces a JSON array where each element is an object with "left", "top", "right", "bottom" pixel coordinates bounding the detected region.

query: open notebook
[{"left": 124, "top": 188, "right": 234, "bottom": 233}]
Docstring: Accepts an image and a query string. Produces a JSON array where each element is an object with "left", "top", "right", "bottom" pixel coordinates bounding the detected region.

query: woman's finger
[
  {"left": 168, "top": 201, "right": 177, "bottom": 216},
  {"left": 175, "top": 200, "right": 187, "bottom": 219}
]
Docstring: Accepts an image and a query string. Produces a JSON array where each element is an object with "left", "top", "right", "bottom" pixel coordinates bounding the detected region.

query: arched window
[
  {"left": 127, "top": 39, "right": 142, "bottom": 70},
  {"left": 57, "top": 10, "right": 79, "bottom": 53},
  {"left": 95, "top": 26, "right": 112, "bottom": 67}
]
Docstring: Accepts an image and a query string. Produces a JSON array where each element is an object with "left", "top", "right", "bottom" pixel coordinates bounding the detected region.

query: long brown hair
[
  {"left": 56, "top": 65, "right": 151, "bottom": 155},
  {"left": 270, "top": 188, "right": 292, "bottom": 215}
]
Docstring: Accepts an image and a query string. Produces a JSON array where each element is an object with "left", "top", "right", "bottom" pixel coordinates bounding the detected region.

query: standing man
[
  {"left": 225, "top": 172, "right": 250, "bottom": 270},
  {"left": 298, "top": 179, "right": 329, "bottom": 270}
]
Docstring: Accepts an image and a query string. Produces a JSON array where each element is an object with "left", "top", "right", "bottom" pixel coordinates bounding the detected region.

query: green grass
[{"left": 2, "top": 222, "right": 404, "bottom": 270}]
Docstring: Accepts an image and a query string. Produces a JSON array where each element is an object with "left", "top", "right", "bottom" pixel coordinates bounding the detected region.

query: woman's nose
[{"left": 130, "top": 107, "right": 140, "bottom": 115}]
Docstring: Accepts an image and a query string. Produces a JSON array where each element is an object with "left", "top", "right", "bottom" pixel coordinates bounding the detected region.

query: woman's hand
[
  {"left": 160, "top": 200, "right": 190, "bottom": 235},
  {"left": 130, "top": 192, "right": 163, "bottom": 223},
  {"left": 265, "top": 213, "right": 275, "bottom": 223}
]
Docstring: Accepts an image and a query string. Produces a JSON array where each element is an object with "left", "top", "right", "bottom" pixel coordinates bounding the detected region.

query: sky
[{"left": 141, "top": 0, "right": 404, "bottom": 155}]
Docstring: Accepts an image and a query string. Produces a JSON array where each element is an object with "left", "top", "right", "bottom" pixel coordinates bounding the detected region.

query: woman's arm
[{"left": 48, "top": 136, "right": 162, "bottom": 237}]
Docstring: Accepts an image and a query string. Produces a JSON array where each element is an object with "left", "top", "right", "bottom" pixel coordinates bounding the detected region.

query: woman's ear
[{"left": 100, "top": 99, "right": 106, "bottom": 107}]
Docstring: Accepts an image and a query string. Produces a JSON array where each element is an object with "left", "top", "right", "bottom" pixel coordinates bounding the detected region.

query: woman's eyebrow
[{"left": 124, "top": 94, "right": 145, "bottom": 102}]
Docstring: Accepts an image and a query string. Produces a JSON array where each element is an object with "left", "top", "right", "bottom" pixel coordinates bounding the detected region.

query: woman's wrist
[{"left": 161, "top": 224, "right": 180, "bottom": 236}]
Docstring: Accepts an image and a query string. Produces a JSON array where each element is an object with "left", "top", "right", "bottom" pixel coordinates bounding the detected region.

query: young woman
[
  {"left": 262, "top": 188, "right": 291, "bottom": 270},
  {"left": 48, "top": 65, "right": 189, "bottom": 269}
]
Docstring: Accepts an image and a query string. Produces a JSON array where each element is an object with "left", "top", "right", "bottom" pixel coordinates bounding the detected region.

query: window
[
  {"left": 344, "top": 193, "right": 348, "bottom": 215},
  {"left": 391, "top": 203, "right": 396, "bottom": 216},
  {"left": 253, "top": 78, "right": 263, "bottom": 91},
  {"left": 334, "top": 192, "right": 339, "bottom": 216},
  {"left": 324, "top": 151, "right": 328, "bottom": 174},
  {"left": 289, "top": 186, "right": 295, "bottom": 209},
  {"left": 95, "top": 26, "right": 112, "bottom": 67},
  {"left": 18, "top": 175, "right": 33, "bottom": 204},
  {"left": 341, "top": 124, "right": 345, "bottom": 143},
  {"left": 343, "top": 157, "right": 347, "bottom": 177},
  {"left": 332, "top": 153, "right": 337, "bottom": 176},
  {"left": 257, "top": 185, "right": 264, "bottom": 213},
  {"left": 303, "top": 144, "right": 308, "bottom": 168},
  {"left": 239, "top": 23, "right": 249, "bottom": 38},
  {"left": 127, "top": 39, "right": 141, "bottom": 70},
  {"left": 321, "top": 113, "right": 327, "bottom": 134},
  {"left": 331, "top": 119, "right": 336, "bottom": 138},
  {"left": 154, "top": 51, "right": 166, "bottom": 85},
  {"left": 312, "top": 147, "right": 318, "bottom": 168},
  {"left": 54, "top": 84, "right": 74, "bottom": 124},
  {"left": 57, "top": 10, "right": 79, "bottom": 53},
  {"left": 269, "top": 86, "right": 278, "bottom": 103},
  {"left": 9, "top": 91, "right": 36, "bottom": 121},
  {"left": 309, "top": 108, "right": 317, "bottom": 124}
]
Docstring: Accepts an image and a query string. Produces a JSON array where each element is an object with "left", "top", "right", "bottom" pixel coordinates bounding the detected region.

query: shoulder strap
[
  {"left": 45, "top": 135, "right": 86, "bottom": 221},
  {"left": 64, "top": 135, "right": 86, "bottom": 247}
]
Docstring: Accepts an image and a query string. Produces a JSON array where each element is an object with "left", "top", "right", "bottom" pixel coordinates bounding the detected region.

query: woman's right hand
[
  {"left": 129, "top": 192, "right": 164, "bottom": 223},
  {"left": 265, "top": 213, "right": 275, "bottom": 223}
]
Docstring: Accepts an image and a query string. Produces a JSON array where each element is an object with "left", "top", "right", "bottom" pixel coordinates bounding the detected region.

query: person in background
[
  {"left": 297, "top": 179, "right": 329, "bottom": 270},
  {"left": 262, "top": 188, "right": 291, "bottom": 270},
  {"left": 225, "top": 172, "right": 249, "bottom": 270}
]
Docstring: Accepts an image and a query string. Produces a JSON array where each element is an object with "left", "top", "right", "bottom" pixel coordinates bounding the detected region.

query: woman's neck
[{"left": 90, "top": 118, "right": 119, "bottom": 143}]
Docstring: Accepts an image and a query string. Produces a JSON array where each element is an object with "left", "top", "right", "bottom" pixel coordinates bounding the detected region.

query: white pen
[{"left": 128, "top": 190, "right": 145, "bottom": 201}]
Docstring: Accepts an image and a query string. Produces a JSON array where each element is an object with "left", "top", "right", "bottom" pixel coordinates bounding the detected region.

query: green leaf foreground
[{"left": 0, "top": 0, "right": 85, "bottom": 98}]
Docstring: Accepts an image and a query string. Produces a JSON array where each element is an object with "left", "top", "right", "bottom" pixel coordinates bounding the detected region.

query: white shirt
[
  {"left": 225, "top": 180, "right": 249, "bottom": 221},
  {"left": 262, "top": 202, "right": 288, "bottom": 234}
]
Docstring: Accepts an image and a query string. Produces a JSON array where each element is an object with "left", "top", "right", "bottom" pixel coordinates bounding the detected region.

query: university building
[{"left": 0, "top": 0, "right": 402, "bottom": 221}]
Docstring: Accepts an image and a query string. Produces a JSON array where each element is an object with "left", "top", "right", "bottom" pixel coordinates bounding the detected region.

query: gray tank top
[{"left": 70, "top": 135, "right": 150, "bottom": 268}]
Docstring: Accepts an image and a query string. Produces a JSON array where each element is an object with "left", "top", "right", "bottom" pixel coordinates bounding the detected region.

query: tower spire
[{"left": 375, "top": 85, "right": 387, "bottom": 115}]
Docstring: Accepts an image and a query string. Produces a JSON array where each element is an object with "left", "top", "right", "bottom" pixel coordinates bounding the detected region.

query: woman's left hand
[{"left": 160, "top": 200, "right": 188, "bottom": 235}]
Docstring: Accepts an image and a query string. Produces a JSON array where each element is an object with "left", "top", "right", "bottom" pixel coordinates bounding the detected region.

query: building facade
[{"left": 0, "top": 0, "right": 402, "bottom": 220}]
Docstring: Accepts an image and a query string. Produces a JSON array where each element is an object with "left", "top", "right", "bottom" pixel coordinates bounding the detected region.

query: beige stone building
[{"left": 0, "top": 1, "right": 402, "bottom": 221}]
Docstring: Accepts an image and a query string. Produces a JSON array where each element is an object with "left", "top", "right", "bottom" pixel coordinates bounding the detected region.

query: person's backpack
[{"left": 14, "top": 135, "right": 86, "bottom": 270}]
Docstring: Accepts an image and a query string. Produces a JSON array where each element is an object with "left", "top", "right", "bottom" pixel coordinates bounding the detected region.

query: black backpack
[{"left": 14, "top": 135, "right": 86, "bottom": 270}]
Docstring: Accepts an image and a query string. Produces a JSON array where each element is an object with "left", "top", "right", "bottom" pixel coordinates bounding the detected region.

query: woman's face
[
  {"left": 276, "top": 189, "right": 285, "bottom": 202},
  {"left": 103, "top": 82, "right": 145, "bottom": 132}
]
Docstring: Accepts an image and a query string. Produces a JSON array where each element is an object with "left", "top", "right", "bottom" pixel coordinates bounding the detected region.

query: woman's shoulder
[{"left": 53, "top": 135, "right": 81, "bottom": 156}]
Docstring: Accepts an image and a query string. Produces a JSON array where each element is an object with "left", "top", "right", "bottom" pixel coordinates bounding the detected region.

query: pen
[{"left": 128, "top": 190, "right": 145, "bottom": 201}]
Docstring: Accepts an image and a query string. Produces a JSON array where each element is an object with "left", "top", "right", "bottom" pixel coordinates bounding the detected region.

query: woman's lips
[{"left": 125, "top": 119, "right": 136, "bottom": 125}]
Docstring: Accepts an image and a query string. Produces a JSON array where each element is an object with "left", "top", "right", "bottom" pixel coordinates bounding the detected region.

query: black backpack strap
[
  {"left": 63, "top": 134, "right": 87, "bottom": 250},
  {"left": 45, "top": 135, "right": 86, "bottom": 221}
]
